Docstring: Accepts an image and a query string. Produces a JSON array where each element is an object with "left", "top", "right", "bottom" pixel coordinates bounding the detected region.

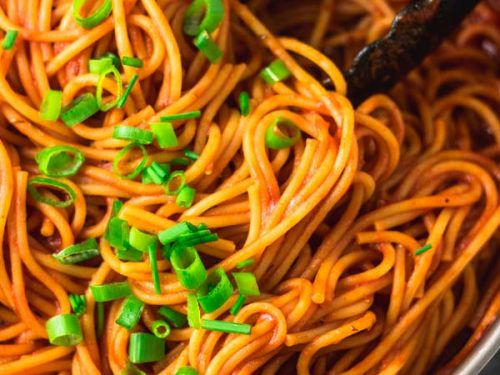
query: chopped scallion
[
  {"left": 40, "top": 90, "right": 63, "bottom": 121},
  {"left": 265, "top": 117, "right": 301, "bottom": 150},
  {"left": 151, "top": 320, "right": 170, "bottom": 338},
  {"left": 160, "top": 111, "right": 201, "bottom": 122},
  {"left": 158, "top": 306, "right": 187, "bottom": 328},
  {"left": 197, "top": 268, "right": 233, "bottom": 313},
  {"left": 60, "top": 93, "right": 99, "bottom": 127},
  {"left": 118, "top": 73, "right": 139, "bottom": 109},
  {"left": 128, "top": 332, "right": 165, "bottom": 363},
  {"left": 122, "top": 56, "right": 143, "bottom": 68},
  {"left": 90, "top": 281, "right": 132, "bottom": 302},
  {"left": 53, "top": 238, "right": 99, "bottom": 264},
  {"left": 193, "top": 30, "right": 223, "bottom": 64},
  {"left": 232, "top": 272, "right": 260, "bottom": 296},
  {"left": 415, "top": 244, "right": 432, "bottom": 256},
  {"left": 229, "top": 295, "right": 246, "bottom": 315},
  {"left": 46, "top": 313, "right": 83, "bottom": 346},
  {"left": 116, "top": 295, "right": 145, "bottom": 330},
  {"left": 187, "top": 293, "right": 201, "bottom": 328},
  {"left": 201, "top": 319, "right": 251, "bottom": 335},
  {"left": 150, "top": 122, "right": 178, "bottom": 148},
  {"left": 28, "top": 176, "right": 76, "bottom": 208},
  {"left": 239, "top": 91, "right": 250, "bottom": 116}
]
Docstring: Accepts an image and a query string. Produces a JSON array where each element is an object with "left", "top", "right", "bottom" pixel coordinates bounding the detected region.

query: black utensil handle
[{"left": 343, "top": 0, "right": 481, "bottom": 106}]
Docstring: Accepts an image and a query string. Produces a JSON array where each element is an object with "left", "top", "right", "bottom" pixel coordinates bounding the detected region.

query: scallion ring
[
  {"left": 113, "top": 126, "right": 153, "bottom": 145},
  {"left": 265, "top": 117, "right": 301, "bottom": 150},
  {"left": 113, "top": 143, "right": 148, "bottom": 180},
  {"left": 151, "top": 320, "right": 171, "bottom": 339},
  {"left": 196, "top": 268, "right": 233, "bottom": 313},
  {"left": 183, "top": 0, "right": 224, "bottom": 36},
  {"left": 73, "top": 0, "right": 113, "bottom": 29},
  {"left": 164, "top": 171, "right": 186, "bottom": 196},
  {"left": 96, "top": 66, "right": 123, "bottom": 112},
  {"left": 170, "top": 246, "right": 207, "bottom": 290},
  {"left": 36, "top": 145, "right": 85, "bottom": 177},
  {"left": 28, "top": 176, "right": 76, "bottom": 208}
]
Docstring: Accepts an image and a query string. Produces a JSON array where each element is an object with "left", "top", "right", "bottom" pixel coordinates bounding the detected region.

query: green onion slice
[
  {"left": 149, "top": 244, "right": 162, "bottom": 295},
  {"left": 53, "top": 238, "right": 99, "bottom": 264},
  {"left": 176, "top": 186, "right": 196, "bottom": 208},
  {"left": 151, "top": 320, "right": 170, "bottom": 338},
  {"left": 158, "top": 306, "right": 187, "bottom": 328},
  {"left": 89, "top": 57, "right": 113, "bottom": 74},
  {"left": 164, "top": 171, "right": 186, "bottom": 196},
  {"left": 415, "top": 244, "right": 432, "bottom": 256},
  {"left": 113, "top": 143, "right": 148, "bottom": 180},
  {"left": 183, "top": 0, "right": 224, "bottom": 36},
  {"left": 260, "top": 59, "right": 291, "bottom": 85},
  {"left": 144, "top": 162, "right": 170, "bottom": 185},
  {"left": 122, "top": 56, "right": 143, "bottom": 68},
  {"left": 201, "top": 319, "right": 251, "bottom": 335},
  {"left": 265, "top": 117, "right": 301, "bottom": 150},
  {"left": 128, "top": 332, "right": 165, "bottom": 364},
  {"left": 129, "top": 227, "right": 158, "bottom": 253},
  {"left": 73, "top": 0, "right": 113, "bottom": 29},
  {"left": 116, "top": 247, "right": 144, "bottom": 262},
  {"left": 46, "top": 313, "right": 83, "bottom": 346},
  {"left": 170, "top": 246, "right": 207, "bottom": 290},
  {"left": 90, "top": 281, "right": 132, "bottom": 302},
  {"left": 235, "top": 259, "right": 255, "bottom": 269},
  {"left": 150, "top": 122, "right": 178, "bottom": 148},
  {"left": 118, "top": 74, "right": 139, "bottom": 109},
  {"left": 40, "top": 90, "right": 63, "bottom": 121},
  {"left": 36, "top": 145, "right": 85, "bottom": 177},
  {"left": 97, "top": 66, "right": 123, "bottom": 111},
  {"left": 193, "top": 30, "right": 223, "bottom": 64},
  {"left": 184, "top": 149, "right": 199, "bottom": 161},
  {"left": 104, "top": 199, "right": 123, "bottom": 241},
  {"left": 107, "top": 217, "right": 130, "bottom": 251},
  {"left": 2, "top": 29, "right": 18, "bottom": 50},
  {"left": 239, "top": 91, "right": 250, "bottom": 116},
  {"left": 160, "top": 111, "right": 201, "bottom": 122},
  {"left": 28, "top": 176, "right": 76, "bottom": 208},
  {"left": 69, "top": 294, "right": 86, "bottom": 317},
  {"left": 197, "top": 268, "right": 233, "bottom": 313},
  {"left": 102, "top": 52, "right": 121, "bottom": 70},
  {"left": 187, "top": 293, "right": 201, "bottom": 329},
  {"left": 113, "top": 126, "right": 153, "bottom": 145},
  {"left": 60, "top": 93, "right": 99, "bottom": 127},
  {"left": 158, "top": 222, "right": 197, "bottom": 245},
  {"left": 176, "top": 230, "right": 218, "bottom": 248},
  {"left": 116, "top": 295, "right": 145, "bottom": 330},
  {"left": 232, "top": 272, "right": 260, "bottom": 296},
  {"left": 229, "top": 295, "right": 246, "bottom": 315}
]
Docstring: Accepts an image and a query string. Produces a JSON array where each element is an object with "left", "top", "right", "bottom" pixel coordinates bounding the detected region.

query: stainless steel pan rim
[{"left": 453, "top": 317, "right": 500, "bottom": 375}]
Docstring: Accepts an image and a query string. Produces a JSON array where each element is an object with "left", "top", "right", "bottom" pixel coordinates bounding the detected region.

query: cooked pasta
[{"left": 0, "top": 0, "right": 498, "bottom": 374}]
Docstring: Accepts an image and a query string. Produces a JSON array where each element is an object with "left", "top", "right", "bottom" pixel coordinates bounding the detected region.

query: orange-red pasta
[{"left": 0, "top": 0, "right": 498, "bottom": 374}]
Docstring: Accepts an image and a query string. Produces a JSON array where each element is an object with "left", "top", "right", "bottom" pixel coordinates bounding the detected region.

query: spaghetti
[{"left": 0, "top": 0, "right": 498, "bottom": 374}]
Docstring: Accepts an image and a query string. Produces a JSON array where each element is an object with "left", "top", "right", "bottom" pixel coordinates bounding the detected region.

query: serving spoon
[{"left": 332, "top": 0, "right": 482, "bottom": 105}]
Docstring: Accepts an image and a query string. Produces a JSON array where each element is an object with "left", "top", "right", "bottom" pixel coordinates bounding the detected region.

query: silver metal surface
[{"left": 453, "top": 318, "right": 500, "bottom": 375}]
